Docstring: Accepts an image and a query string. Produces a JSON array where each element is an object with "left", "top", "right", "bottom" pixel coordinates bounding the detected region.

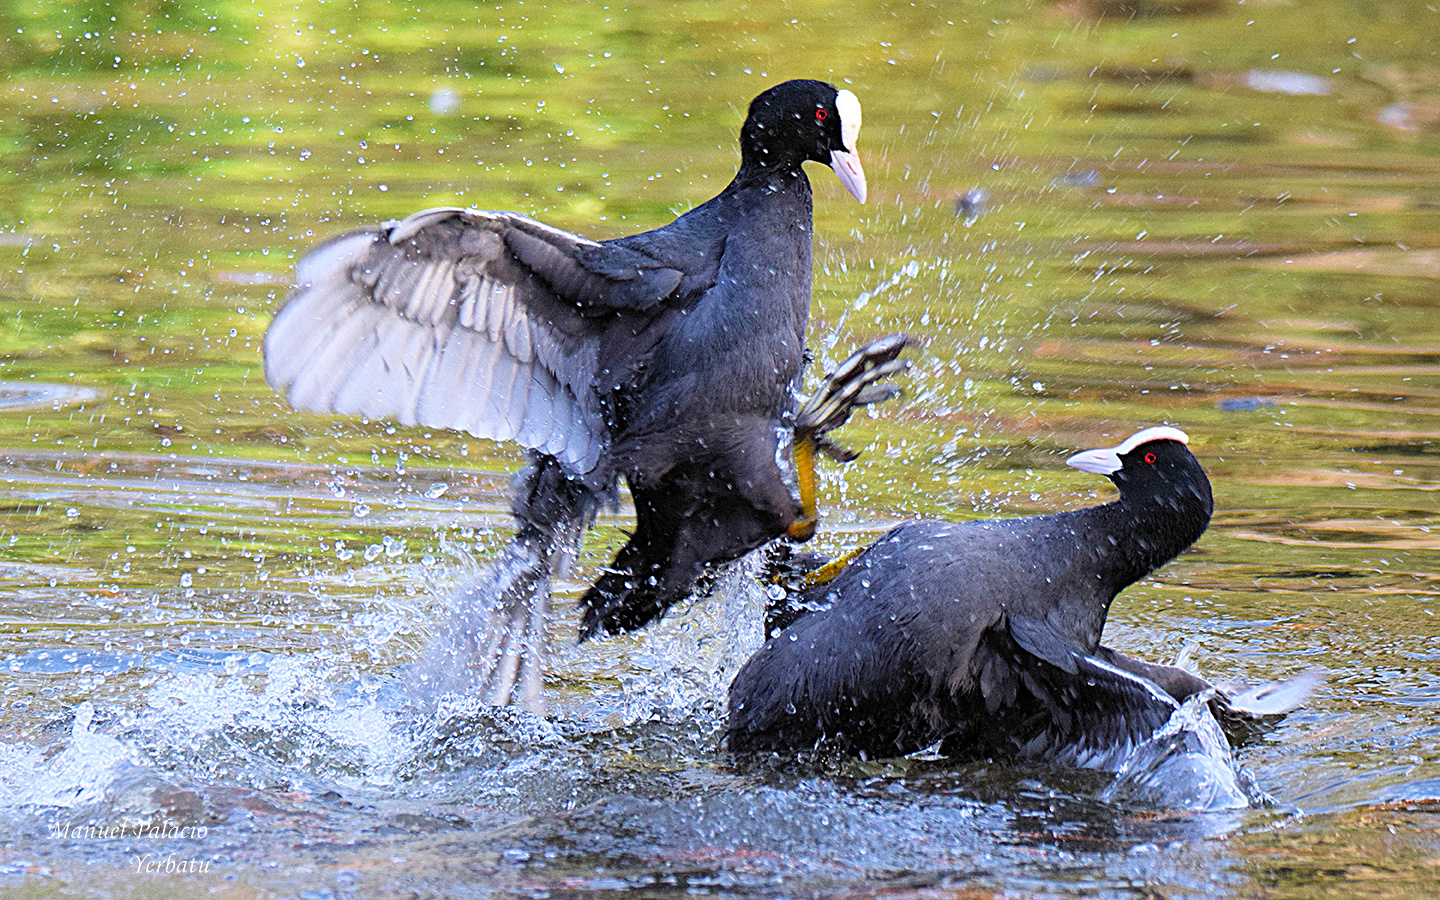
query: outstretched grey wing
[{"left": 264, "top": 207, "right": 684, "bottom": 474}]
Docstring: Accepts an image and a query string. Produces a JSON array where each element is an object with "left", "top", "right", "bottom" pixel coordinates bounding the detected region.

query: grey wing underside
[{"left": 264, "top": 207, "right": 683, "bottom": 475}]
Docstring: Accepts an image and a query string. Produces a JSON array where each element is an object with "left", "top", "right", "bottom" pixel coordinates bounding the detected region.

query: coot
[
  {"left": 265, "top": 80, "right": 894, "bottom": 708},
  {"left": 729, "top": 426, "right": 1276, "bottom": 761}
]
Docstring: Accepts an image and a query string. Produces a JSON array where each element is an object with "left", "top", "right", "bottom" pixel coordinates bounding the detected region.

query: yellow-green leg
[
  {"left": 785, "top": 432, "right": 820, "bottom": 541},
  {"left": 803, "top": 547, "right": 863, "bottom": 587}
]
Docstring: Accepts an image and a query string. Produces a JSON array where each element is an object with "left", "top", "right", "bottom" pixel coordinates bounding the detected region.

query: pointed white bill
[
  {"left": 1066, "top": 425, "right": 1190, "bottom": 476},
  {"left": 830, "top": 149, "right": 867, "bottom": 203}
]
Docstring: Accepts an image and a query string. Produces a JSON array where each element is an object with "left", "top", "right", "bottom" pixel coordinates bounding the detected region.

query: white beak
[
  {"left": 830, "top": 88, "right": 865, "bottom": 203},
  {"left": 1065, "top": 425, "right": 1190, "bottom": 476},
  {"left": 1065, "top": 446, "right": 1122, "bottom": 476},
  {"left": 830, "top": 149, "right": 867, "bottom": 203}
]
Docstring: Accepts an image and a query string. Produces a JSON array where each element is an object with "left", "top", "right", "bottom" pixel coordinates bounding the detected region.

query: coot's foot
[
  {"left": 787, "top": 334, "right": 915, "bottom": 540},
  {"left": 796, "top": 334, "right": 916, "bottom": 459}
]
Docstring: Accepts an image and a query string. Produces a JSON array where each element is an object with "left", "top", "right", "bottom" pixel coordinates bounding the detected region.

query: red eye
[
  {"left": 815, "top": 108, "right": 828, "bottom": 121},
  {"left": 1144, "top": 452, "right": 1157, "bottom": 464}
]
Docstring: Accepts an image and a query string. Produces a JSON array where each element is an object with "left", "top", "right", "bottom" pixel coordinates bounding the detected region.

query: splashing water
[
  {"left": 1103, "top": 691, "right": 1265, "bottom": 811},
  {"left": 0, "top": 543, "right": 1301, "bottom": 900},
  {"left": 0, "top": 549, "right": 774, "bottom": 831},
  {"left": 0, "top": 555, "right": 1273, "bottom": 845},
  {"left": 2, "top": 703, "right": 142, "bottom": 811},
  {"left": 401, "top": 538, "right": 552, "bottom": 714},
  {"left": 604, "top": 556, "right": 770, "bottom": 726}
]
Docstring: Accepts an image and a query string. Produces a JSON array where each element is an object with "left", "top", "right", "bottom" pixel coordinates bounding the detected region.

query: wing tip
[{"left": 294, "top": 231, "right": 378, "bottom": 288}]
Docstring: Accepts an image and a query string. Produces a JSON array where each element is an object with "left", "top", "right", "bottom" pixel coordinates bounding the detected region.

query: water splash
[
  {"left": 1, "top": 703, "right": 142, "bottom": 810},
  {"left": 0, "top": 546, "right": 770, "bottom": 828},
  {"left": 1102, "top": 691, "right": 1263, "bottom": 811},
  {"left": 604, "top": 555, "right": 769, "bottom": 727},
  {"left": 401, "top": 538, "right": 551, "bottom": 714}
]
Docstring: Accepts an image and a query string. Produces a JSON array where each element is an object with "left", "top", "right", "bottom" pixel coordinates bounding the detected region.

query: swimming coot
[
  {"left": 264, "top": 80, "right": 889, "bottom": 707},
  {"left": 729, "top": 426, "right": 1261, "bottom": 761}
]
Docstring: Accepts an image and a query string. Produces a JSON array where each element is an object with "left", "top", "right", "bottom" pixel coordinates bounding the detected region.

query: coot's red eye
[
  {"left": 1144, "top": 452, "right": 1157, "bottom": 464},
  {"left": 815, "top": 108, "right": 828, "bottom": 121}
]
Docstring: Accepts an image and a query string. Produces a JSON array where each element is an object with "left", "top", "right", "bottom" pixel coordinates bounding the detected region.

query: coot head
[
  {"left": 1067, "top": 425, "right": 1214, "bottom": 521},
  {"left": 740, "top": 79, "right": 866, "bottom": 202}
]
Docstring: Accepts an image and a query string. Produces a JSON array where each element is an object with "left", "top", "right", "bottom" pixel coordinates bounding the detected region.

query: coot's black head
[
  {"left": 1066, "top": 426, "right": 1214, "bottom": 523},
  {"left": 740, "top": 79, "right": 866, "bottom": 202}
]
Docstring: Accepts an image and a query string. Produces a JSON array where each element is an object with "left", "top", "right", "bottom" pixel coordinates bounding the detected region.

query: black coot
[
  {"left": 729, "top": 426, "right": 1244, "bottom": 761},
  {"left": 264, "top": 80, "right": 887, "bottom": 708}
]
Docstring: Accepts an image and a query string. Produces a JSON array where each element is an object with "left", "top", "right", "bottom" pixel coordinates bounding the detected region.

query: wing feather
[
  {"left": 460, "top": 337, "right": 507, "bottom": 437},
  {"left": 515, "top": 371, "right": 559, "bottom": 451},
  {"left": 455, "top": 275, "right": 483, "bottom": 329},
  {"left": 286, "top": 304, "right": 391, "bottom": 412},
  {"left": 403, "top": 258, "right": 454, "bottom": 324},
  {"left": 504, "top": 303, "right": 534, "bottom": 363},
  {"left": 418, "top": 327, "right": 483, "bottom": 428},
  {"left": 329, "top": 316, "right": 420, "bottom": 420},
  {"left": 265, "top": 235, "right": 375, "bottom": 387},
  {"left": 482, "top": 353, "right": 522, "bottom": 443},
  {"left": 484, "top": 279, "right": 513, "bottom": 345},
  {"left": 502, "top": 359, "right": 533, "bottom": 441},
  {"left": 265, "top": 207, "right": 685, "bottom": 474},
  {"left": 971, "top": 623, "right": 1182, "bottom": 767},
  {"left": 386, "top": 322, "right": 443, "bottom": 424}
]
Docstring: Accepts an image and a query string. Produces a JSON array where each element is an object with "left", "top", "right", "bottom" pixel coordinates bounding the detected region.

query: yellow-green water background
[{"left": 1, "top": 0, "right": 1438, "bottom": 896}]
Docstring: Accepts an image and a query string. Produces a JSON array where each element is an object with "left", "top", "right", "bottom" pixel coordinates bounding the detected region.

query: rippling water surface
[{"left": 1, "top": 1, "right": 1438, "bottom": 897}]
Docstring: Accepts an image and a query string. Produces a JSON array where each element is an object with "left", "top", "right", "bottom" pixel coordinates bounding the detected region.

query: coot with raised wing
[{"left": 265, "top": 80, "right": 892, "bottom": 708}]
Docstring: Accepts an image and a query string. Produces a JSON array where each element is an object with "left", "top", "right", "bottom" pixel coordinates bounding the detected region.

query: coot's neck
[
  {"left": 730, "top": 157, "right": 812, "bottom": 198},
  {"left": 734, "top": 122, "right": 814, "bottom": 197},
  {"left": 1048, "top": 486, "right": 1209, "bottom": 652},
  {"left": 1088, "top": 481, "right": 1213, "bottom": 595}
]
